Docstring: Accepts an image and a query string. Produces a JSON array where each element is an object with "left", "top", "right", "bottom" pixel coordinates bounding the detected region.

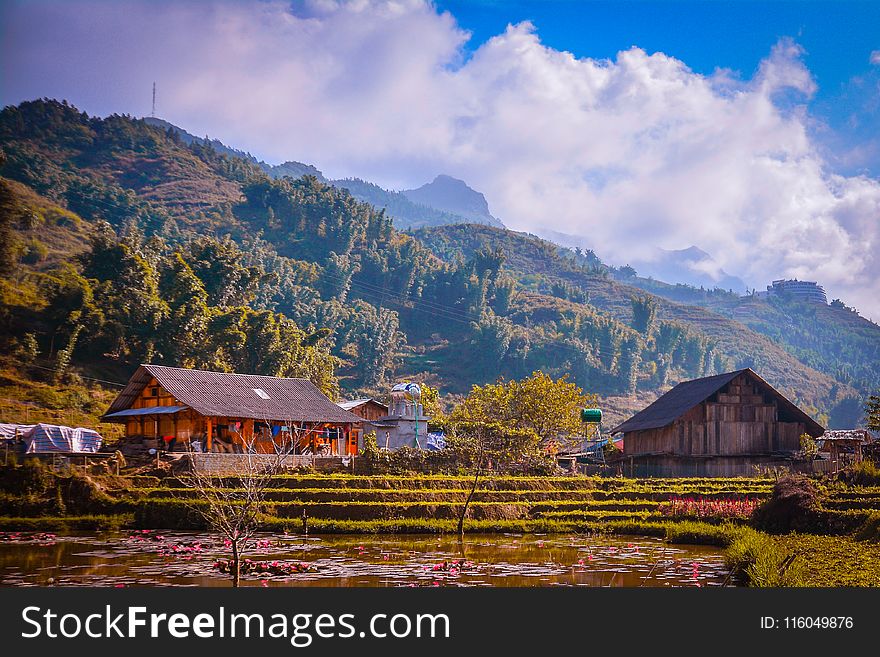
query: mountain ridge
[{"left": 143, "top": 116, "right": 496, "bottom": 231}]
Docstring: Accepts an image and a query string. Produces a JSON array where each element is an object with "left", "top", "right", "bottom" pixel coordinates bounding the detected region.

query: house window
[{"left": 151, "top": 387, "right": 160, "bottom": 397}]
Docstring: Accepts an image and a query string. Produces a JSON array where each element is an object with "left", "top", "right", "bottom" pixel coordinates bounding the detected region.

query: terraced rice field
[
  {"left": 3, "top": 474, "right": 880, "bottom": 536},
  {"left": 105, "top": 475, "right": 775, "bottom": 531}
]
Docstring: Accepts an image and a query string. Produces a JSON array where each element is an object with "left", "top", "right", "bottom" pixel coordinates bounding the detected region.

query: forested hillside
[
  {"left": 621, "top": 267, "right": 880, "bottom": 405},
  {"left": 413, "top": 224, "right": 867, "bottom": 426},
  {"left": 0, "top": 99, "right": 872, "bottom": 430}
]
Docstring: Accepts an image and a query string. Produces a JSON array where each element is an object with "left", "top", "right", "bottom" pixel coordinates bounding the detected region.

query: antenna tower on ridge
[{"left": 151, "top": 82, "right": 156, "bottom": 118}]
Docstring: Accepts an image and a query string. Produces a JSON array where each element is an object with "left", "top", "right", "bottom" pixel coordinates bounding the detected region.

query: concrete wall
[{"left": 368, "top": 419, "right": 430, "bottom": 450}]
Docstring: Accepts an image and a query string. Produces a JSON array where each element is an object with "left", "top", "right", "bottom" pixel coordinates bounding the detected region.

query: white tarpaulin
[
  {"left": 0, "top": 423, "right": 35, "bottom": 440},
  {"left": 426, "top": 432, "right": 446, "bottom": 450},
  {"left": 23, "top": 423, "right": 103, "bottom": 453}
]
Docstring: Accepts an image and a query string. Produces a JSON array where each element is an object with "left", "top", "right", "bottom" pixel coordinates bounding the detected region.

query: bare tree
[
  {"left": 453, "top": 421, "right": 537, "bottom": 538},
  {"left": 180, "top": 425, "right": 293, "bottom": 587}
]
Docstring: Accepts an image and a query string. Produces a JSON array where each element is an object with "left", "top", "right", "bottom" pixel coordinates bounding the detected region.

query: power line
[
  {"left": 320, "top": 271, "right": 634, "bottom": 356},
  {"left": 20, "top": 363, "right": 128, "bottom": 388}
]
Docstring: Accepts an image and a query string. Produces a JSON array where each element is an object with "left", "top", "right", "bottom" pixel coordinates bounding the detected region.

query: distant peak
[
  {"left": 659, "top": 245, "right": 711, "bottom": 260},
  {"left": 432, "top": 174, "right": 466, "bottom": 185},
  {"left": 402, "top": 174, "right": 502, "bottom": 227}
]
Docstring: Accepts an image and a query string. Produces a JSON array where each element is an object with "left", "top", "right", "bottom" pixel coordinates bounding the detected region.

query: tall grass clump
[
  {"left": 725, "top": 527, "right": 805, "bottom": 587},
  {"left": 844, "top": 461, "right": 880, "bottom": 486},
  {"left": 664, "top": 521, "right": 737, "bottom": 546}
]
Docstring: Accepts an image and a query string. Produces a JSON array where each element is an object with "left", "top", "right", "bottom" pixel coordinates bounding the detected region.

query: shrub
[
  {"left": 30, "top": 386, "right": 66, "bottom": 410},
  {"left": 853, "top": 511, "right": 880, "bottom": 542},
  {"left": 799, "top": 433, "right": 819, "bottom": 461},
  {"left": 19, "top": 238, "right": 48, "bottom": 265},
  {"left": 0, "top": 460, "right": 52, "bottom": 496},
  {"left": 357, "top": 431, "right": 555, "bottom": 476},
  {"left": 844, "top": 460, "right": 880, "bottom": 486},
  {"left": 751, "top": 475, "right": 822, "bottom": 534}
]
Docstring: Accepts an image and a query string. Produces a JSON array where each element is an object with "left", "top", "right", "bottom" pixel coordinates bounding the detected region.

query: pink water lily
[{"left": 214, "top": 559, "right": 318, "bottom": 576}]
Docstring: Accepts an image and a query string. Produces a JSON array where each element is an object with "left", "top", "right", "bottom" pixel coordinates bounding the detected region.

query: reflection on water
[{"left": 0, "top": 531, "right": 732, "bottom": 587}]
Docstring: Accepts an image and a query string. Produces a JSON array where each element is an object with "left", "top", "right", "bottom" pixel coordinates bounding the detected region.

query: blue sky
[
  {"left": 435, "top": 0, "right": 880, "bottom": 176},
  {"left": 1, "top": 0, "right": 879, "bottom": 316}
]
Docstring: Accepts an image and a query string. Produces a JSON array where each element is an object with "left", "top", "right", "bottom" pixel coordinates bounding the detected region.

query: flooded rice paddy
[{"left": 0, "top": 531, "right": 732, "bottom": 587}]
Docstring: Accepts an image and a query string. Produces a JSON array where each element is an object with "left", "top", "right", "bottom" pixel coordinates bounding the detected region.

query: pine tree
[{"left": 630, "top": 296, "right": 657, "bottom": 335}]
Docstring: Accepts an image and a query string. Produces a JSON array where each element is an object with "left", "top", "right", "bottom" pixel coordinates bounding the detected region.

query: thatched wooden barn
[
  {"left": 610, "top": 368, "right": 824, "bottom": 477},
  {"left": 819, "top": 429, "right": 870, "bottom": 465},
  {"left": 103, "top": 365, "right": 363, "bottom": 455}
]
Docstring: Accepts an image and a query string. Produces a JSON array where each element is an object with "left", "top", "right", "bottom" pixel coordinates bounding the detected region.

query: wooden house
[
  {"left": 103, "top": 365, "right": 363, "bottom": 455},
  {"left": 610, "top": 368, "right": 824, "bottom": 477},
  {"left": 337, "top": 398, "right": 389, "bottom": 422}
]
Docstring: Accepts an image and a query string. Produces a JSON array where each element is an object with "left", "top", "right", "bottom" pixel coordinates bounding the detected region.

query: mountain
[
  {"left": 331, "top": 178, "right": 477, "bottom": 230},
  {"left": 0, "top": 99, "right": 875, "bottom": 431},
  {"left": 147, "top": 118, "right": 493, "bottom": 230},
  {"left": 402, "top": 175, "right": 504, "bottom": 228}
]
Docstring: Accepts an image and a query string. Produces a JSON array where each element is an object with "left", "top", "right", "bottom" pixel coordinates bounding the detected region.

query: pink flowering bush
[{"left": 660, "top": 497, "right": 759, "bottom": 520}]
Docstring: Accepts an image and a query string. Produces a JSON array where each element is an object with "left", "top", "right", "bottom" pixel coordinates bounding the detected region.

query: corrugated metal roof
[
  {"left": 104, "top": 405, "right": 188, "bottom": 419},
  {"left": 611, "top": 368, "right": 824, "bottom": 436},
  {"left": 104, "top": 365, "right": 362, "bottom": 424},
  {"left": 337, "top": 398, "right": 385, "bottom": 411}
]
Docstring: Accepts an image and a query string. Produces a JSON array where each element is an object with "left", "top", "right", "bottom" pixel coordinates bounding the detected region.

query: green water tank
[{"left": 581, "top": 408, "right": 603, "bottom": 424}]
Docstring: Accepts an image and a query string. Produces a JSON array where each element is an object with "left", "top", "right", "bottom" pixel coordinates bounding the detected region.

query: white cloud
[
  {"left": 871, "top": 50, "right": 880, "bottom": 65},
  {"left": 3, "top": 0, "right": 880, "bottom": 319}
]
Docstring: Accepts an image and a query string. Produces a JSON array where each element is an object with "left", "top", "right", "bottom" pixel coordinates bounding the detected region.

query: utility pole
[{"left": 152, "top": 82, "right": 156, "bottom": 118}]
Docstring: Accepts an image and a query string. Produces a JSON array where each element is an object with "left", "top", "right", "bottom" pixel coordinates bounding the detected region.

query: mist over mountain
[
  {"left": 539, "top": 228, "right": 748, "bottom": 293},
  {"left": 631, "top": 246, "right": 748, "bottom": 294}
]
